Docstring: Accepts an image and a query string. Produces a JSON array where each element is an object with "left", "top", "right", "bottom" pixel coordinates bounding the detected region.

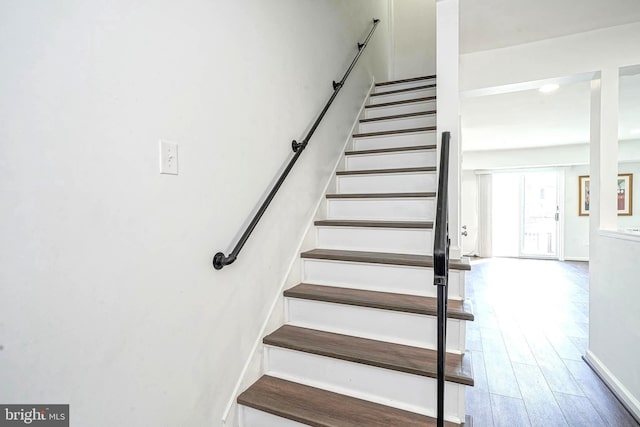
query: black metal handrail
[
  {"left": 213, "top": 19, "right": 380, "bottom": 270},
  {"left": 433, "top": 131, "right": 451, "bottom": 427}
]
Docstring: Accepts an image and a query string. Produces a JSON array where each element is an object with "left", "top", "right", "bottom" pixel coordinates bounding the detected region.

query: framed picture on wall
[
  {"left": 579, "top": 176, "right": 591, "bottom": 216},
  {"left": 618, "top": 173, "right": 633, "bottom": 216},
  {"left": 578, "top": 174, "right": 633, "bottom": 216}
]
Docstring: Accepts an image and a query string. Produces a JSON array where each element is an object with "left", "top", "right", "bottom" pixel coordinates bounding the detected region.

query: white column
[
  {"left": 589, "top": 69, "right": 619, "bottom": 244},
  {"left": 436, "top": 0, "right": 461, "bottom": 259}
]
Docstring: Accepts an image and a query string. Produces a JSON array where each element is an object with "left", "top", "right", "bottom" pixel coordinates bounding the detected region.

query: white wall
[
  {"left": 463, "top": 140, "right": 640, "bottom": 171},
  {"left": 461, "top": 170, "right": 478, "bottom": 255},
  {"left": 463, "top": 144, "right": 589, "bottom": 170},
  {"left": 390, "top": 0, "right": 436, "bottom": 79},
  {"left": 463, "top": 142, "right": 640, "bottom": 260},
  {"left": 587, "top": 231, "right": 640, "bottom": 419},
  {"left": 564, "top": 165, "right": 590, "bottom": 260},
  {"left": 0, "top": 2, "right": 390, "bottom": 426},
  {"left": 562, "top": 161, "right": 640, "bottom": 260}
]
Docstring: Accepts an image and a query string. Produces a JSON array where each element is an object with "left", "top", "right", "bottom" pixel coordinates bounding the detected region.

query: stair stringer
[{"left": 220, "top": 80, "right": 374, "bottom": 427}]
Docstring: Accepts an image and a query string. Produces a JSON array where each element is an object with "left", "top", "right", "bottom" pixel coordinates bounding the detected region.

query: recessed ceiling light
[
  {"left": 631, "top": 129, "right": 640, "bottom": 135},
  {"left": 539, "top": 84, "right": 559, "bottom": 93}
]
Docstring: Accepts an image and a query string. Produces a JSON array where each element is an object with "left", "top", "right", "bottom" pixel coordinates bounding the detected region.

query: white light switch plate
[{"left": 160, "top": 140, "right": 178, "bottom": 175}]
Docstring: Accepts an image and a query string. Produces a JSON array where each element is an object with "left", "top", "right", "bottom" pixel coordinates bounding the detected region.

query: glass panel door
[
  {"left": 521, "top": 172, "right": 559, "bottom": 257},
  {"left": 492, "top": 172, "right": 521, "bottom": 257}
]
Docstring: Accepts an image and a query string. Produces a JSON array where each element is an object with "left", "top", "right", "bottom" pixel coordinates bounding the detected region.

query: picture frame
[
  {"left": 578, "top": 175, "right": 590, "bottom": 216},
  {"left": 578, "top": 174, "right": 633, "bottom": 216},
  {"left": 618, "top": 173, "right": 633, "bottom": 216}
]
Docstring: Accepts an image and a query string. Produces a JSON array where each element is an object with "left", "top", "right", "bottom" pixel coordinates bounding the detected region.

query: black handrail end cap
[
  {"left": 213, "top": 252, "right": 226, "bottom": 270},
  {"left": 373, "top": 18, "right": 380, "bottom": 24}
]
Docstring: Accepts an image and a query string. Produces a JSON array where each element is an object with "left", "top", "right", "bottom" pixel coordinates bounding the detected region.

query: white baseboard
[
  {"left": 584, "top": 350, "right": 640, "bottom": 423},
  {"left": 564, "top": 256, "right": 589, "bottom": 262},
  {"left": 220, "top": 80, "right": 374, "bottom": 427}
]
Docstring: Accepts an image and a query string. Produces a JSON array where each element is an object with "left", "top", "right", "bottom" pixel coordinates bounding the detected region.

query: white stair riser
[
  {"left": 337, "top": 172, "right": 436, "bottom": 194},
  {"left": 265, "top": 347, "right": 466, "bottom": 423},
  {"left": 346, "top": 150, "right": 435, "bottom": 170},
  {"left": 374, "top": 80, "right": 436, "bottom": 93},
  {"left": 369, "top": 88, "right": 436, "bottom": 105},
  {"left": 302, "top": 259, "right": 465, "bottom": 299},
  {"left": 353, "top": 132, "right": 437, "bottom": 151},
  {"left": 327, "top": 198, "right": 435, "bottom": 221},
  {"left": 240, "top": 406, "right": 306, "bottom": 427},
  {"left": 286, "top": 299, "right": 466, "bottom": 352},
  {"left": 317, "top": 226, "right": 433, "bottom": 255},
  {"left": 359, "top": 115, "right": 435, "bottom": 133},
  {"left": 365, "top": 101, "right": 436, "bottom": 119}
]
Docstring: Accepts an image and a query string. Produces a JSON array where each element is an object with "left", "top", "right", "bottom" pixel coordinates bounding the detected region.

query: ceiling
[
  {"left": 461, "top": 73, "right": 640, "bottom": 152},
  {"left": 460, "top": 0, "right": 640, "bottom": 54},
  {"left": 461, "top": 81, "right": 590, "bottom": 151},
  {"left": 458, "top": 0, "right": 640, "bottom": 153}
]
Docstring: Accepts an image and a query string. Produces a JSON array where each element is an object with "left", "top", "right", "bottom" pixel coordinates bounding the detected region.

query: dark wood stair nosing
[
  {"left": 353, "top": 126, "right": 436, "bottom": 138},
  {"left": 375, "top": 75, "right": 437, "bottom": 87},
  {"left": 370, "top": 84, "right": 436, "bottom": 97},
  {"left": 345, "top": 144, "right": 436, "bottom": 156},
  {"left": 284, "top": 283, "right": 474, "bottom": 321},
  {"left": 359, "top": 110, "right": 437, "bottom": 123},
  {"left": 300, "top": 248, "right": 472, "bottom": 271},
  {"left": 263, "top": 325, "right": 474, "bottom": 386},
  {"left": 336, "top": 166, "right": 436, "bottom": 176},
  {"left": 326, "top": 192, "right": 436, "bottom": 199},
  {"left": 365, "top": 96, "right": 436, "bottom": 109},
  {"left": 314, "top": 220, "right": 434, "bottom": 229}
]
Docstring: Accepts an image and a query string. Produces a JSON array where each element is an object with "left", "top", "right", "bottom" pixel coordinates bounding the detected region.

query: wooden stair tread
[
  {"left": 314, "top": 219, "right": 433, "bottom": 229},
  {"left": 375, "top": 75, "right": 437, "bottom": 87},
  {"left": 370, "top": 84, "right": 436, "bottom": 97},
  {"left": 264, "top": 325, "right": 474, "bottom": 385},
  {"left": 345, "top": 144, "right": 436, "bottom": 156},
  {"left": 360, "top": 110, "right": 436, "bottom": 123},
  {"left": 238, "top": 375, "right": 462, "bottom": 427},
  {"left": 301, "top": 248, "right": 471, "bottom": 271},
  {"left": 365, "top": 96, "right": 436, "bottom": 109},
  {"left": 353, "top": 127, "right": 436, "bottom": 138},
  {"left": 337, "top": 166, "right": 436, "bottom": 176},
  {"left": 285, "top": 283, "right": 474, "bottom": 321},
  {"left": 326, "top": 192, "right": 436, "bottom": 199}
]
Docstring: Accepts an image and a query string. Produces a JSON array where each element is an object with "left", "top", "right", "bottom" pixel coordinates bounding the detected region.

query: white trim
[
  {"left": 564, "top": 256, "right": 589, "bottom": 262},
  {"left": 599, "top": 229, "right": 640, "bottom": 243},
  {"left": 221, "top": 81, "right": 374, "bottom": 426},
  {"left": 388, "top": 0, "right": 395, "bottom": 80},
  {"left": 557, "top": 170, "right": 566, "bottom": 261},
  {"left": 584, "top": 351, "right": 640, "bottom": 423}
]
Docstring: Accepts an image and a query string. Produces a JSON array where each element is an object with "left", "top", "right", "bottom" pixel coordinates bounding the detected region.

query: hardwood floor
[{"left": 465, "top": 257, "right": 639, "bottom": 427}]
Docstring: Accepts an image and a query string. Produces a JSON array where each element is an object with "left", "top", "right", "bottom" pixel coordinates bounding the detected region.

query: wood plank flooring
[{"left": 465, "top": 257, "right": 639, "bottom": 426}]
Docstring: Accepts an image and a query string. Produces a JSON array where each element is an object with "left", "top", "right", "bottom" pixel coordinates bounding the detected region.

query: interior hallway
[{"left": 465, "top": 258, "right": 639, "bottom": 426}]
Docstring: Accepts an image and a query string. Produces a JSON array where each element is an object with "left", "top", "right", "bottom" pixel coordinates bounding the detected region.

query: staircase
[{"left": 237, "top": 76, "right": 474, "bottom": 426}]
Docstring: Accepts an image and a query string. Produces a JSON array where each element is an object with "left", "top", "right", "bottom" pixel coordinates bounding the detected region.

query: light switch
[{"left": 160, "top": 140, "right": 178, "bottom": 175}]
